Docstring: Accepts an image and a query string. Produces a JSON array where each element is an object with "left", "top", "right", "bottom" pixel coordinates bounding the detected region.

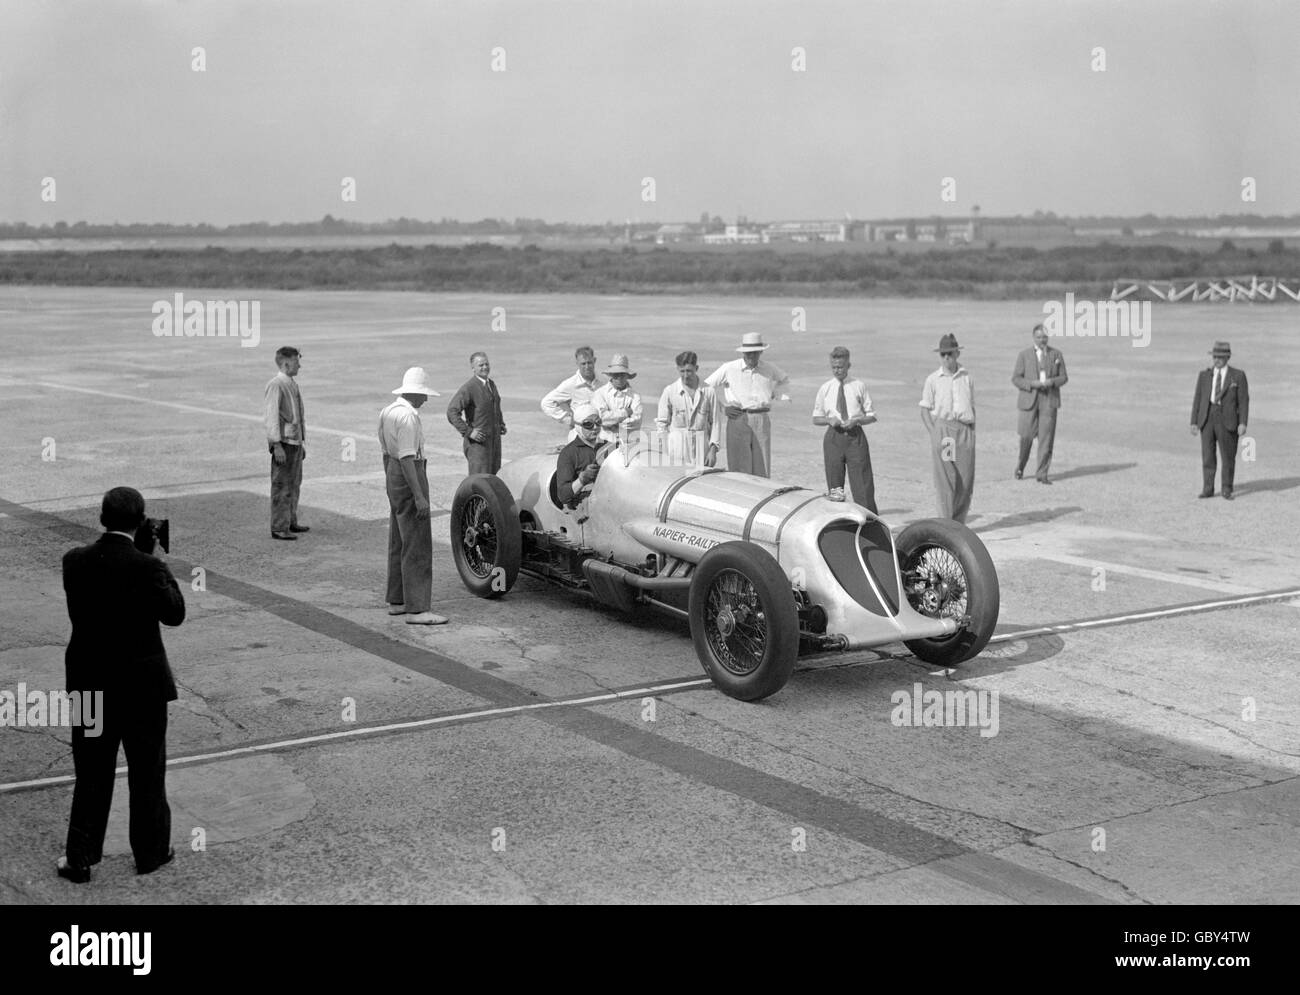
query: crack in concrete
[{"left": 1015, "top": 837, "right": 1150, "bottom": 904}]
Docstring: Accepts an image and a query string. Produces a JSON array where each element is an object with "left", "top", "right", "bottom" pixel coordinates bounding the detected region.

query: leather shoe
[
  {"left": 404, "top": 611, "right": 449, "bottom": 625},
  {"left": 56, "top": 857, "right": 91, "bottom": 884},
  {"left": 1036, "top": 476, "right": 1052, "bottom": 485},
  {"left": 1014, "top": 469, "right": 1023, "bottom": 480},
  {"left": 1223, "top": 489, "right": 1234, "bottom": 501},
  {"left": 271, "top": 531, "right": 298, "bottom": 540},
  {"left": 386, "top": 603, "right": 407, "bottom": 615},
  {"left": 137, "top": 847, "right": 175, "bottom": 875},
  {"left": 1198, "top": 491, "right": 1214, "bottom": 499},
  {"left": 289, "top": 524, "right": 311, "bottom": 533}
]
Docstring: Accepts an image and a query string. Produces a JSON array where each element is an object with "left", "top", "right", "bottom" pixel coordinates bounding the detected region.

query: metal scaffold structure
[{"left": 1110, "top": 276, "right": 1300, "bottom": 302}]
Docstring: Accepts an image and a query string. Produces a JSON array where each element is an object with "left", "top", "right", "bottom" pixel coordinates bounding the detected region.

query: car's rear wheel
[
  {"left": 896, "top": 518, "right": 999, "bottom": 666},
  {"left": 450, "top": 474, "right": 522, "bottom": 599},
  {"left": 689, "top": 542, "right": 799, "bottom": 701}
]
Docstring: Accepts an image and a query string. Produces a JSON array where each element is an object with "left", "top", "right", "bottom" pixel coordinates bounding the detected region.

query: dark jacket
[
  {"left": 446, "top": 377, "right": 505, "bottom": 467},
  {"left": 1012, "top": 346, "right": 1068, "bottom": 411},
  {"left": 1191, "top": 365, "right": 1249, "bottom": 430},
  {"left": 62, "top": 534, "right": 186, "bottom": 702}
]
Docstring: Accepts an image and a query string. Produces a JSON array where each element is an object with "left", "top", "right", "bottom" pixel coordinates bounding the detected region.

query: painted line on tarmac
[
  {"left": 0, "top": 377, "right": 463, "bottom": 458},
  {"left": 0, "top": 679, "right": 713, "bottom": 795},
  {"left": 1032, "top": 552, "right": 1261, "bottom": 596}
]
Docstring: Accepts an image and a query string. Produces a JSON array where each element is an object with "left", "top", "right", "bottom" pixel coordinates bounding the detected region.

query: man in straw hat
[
  {"left": 1190, "top": 341, "right": 1249, "bottom": 500},
  {"left": 705, "top": 332, "right": 791, "bottom": 477},
  {"left": 919, "top": 334, "right": 976, "bottom": 523},
  {"left": 591, "top": 354, "right": 643, "bottom": 444},
  {"left": 378, "top": 367, "right": 448, "bottom": 624}
]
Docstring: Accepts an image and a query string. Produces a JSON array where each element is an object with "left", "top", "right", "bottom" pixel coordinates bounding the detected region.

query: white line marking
[
  {"left": 1034, "top": 553, "right": 1261, "bottom": 596},
  {"left": 0, "top": 678, "right": 711, "bottom": 794},
  {"left": 0, "top": 377, "right": 463, "bottom": 458},
  {"left": 987, "top": 588, "right": 1300, "bottom": 642},
  {"left": 5, "top": 592, "right": 1296, "bottom": 796}
]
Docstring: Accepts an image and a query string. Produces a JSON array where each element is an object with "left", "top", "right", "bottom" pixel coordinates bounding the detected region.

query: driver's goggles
[{"left": 578, "top": 419, "right": 602, "bottom": 430}]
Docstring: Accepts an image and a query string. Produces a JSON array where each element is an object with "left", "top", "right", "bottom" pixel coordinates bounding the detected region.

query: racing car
[{"left": 449, "top": 434, "right": 999, "bottom": 701}]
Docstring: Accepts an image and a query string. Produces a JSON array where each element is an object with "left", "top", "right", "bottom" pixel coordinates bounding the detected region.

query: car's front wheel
[
  {"left": 688, "top": 542, "right": 799, "bottom": 701},
  {"left": 450, "top": 474, "right": 522, "bottom": 599},
  {"left": 896, "top": 518, "right": 999, "bottom": 666}
]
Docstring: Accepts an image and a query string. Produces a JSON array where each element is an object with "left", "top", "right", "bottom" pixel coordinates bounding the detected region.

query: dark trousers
[
  {"left": 270, "top": 442, "right": 303, "bottom": 532},
  {"left": 823, "top": 426, "right": 877, "bottom": 514},
  {"left": 1016, "top": 394, "right": 1057, "bottom": 480},
  {"left": 384, "top": 455, "right": 432, "bottom": 612},
  {"left": 66, "top": 699, "right": 171, "bottom": 871},
  {"left": 1201, "top": 406, "right": 1239, "bottom": 493},
  {"left": 465, "top": 435, "right": 501, "bottom": 475}
]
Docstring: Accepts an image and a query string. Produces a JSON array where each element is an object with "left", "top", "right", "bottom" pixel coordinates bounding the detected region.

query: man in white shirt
[
  {"left": 591, "top": 354, "right": 643, "bottom": 444},
  {"left": 655, "top": 350, "right": 721, "bottom": 468},
  {"left": 813, "top": 346, "right": 878, "bottom": 512},
  {"left": 1011, "top": 323, "right": 1068, "bottom": 484},
  {"left": 919, "top": 334, "right": 976, "bottom": 524},
  {"left": 705, "top": 332, "right": 791, "bottom": 477},
  {"left": 263, "top": 346, "right": 308, "bottom": 540},
  {"left": 378, "top": 367, "right": 447, "bottom": 625},
  {"left": 541, "top": 346, "right": 605, "bottom": 440}
]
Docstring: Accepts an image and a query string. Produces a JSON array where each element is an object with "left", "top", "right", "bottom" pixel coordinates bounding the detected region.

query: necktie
[
  {"left": 1213, "top": 370, "right": 1222, "bottom": 404},
  {"left": 836, "top": 381, "right": 849, "bottom": 422}
]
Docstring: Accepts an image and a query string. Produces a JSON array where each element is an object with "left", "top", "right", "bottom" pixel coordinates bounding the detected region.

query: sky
[{"left": 2, "top": 0, "right": 1298, "bottom": 225}]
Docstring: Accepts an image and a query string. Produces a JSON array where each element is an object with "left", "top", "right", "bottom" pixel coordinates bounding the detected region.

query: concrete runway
[{"left": 1, "top": 286, "right": 1297, "bottom": 903}]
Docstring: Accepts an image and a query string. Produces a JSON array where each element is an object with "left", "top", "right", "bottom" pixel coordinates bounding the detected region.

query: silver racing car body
[{"left": 451, "top": 439, "right": 1000, "bottom": 701}]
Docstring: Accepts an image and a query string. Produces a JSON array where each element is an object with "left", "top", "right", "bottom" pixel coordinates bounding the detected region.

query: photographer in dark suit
[
  {"left": 1190, "top": 341, "right": 1250, "bottom": 500},
  {"left": 57, "top": 487, "right": 186, "bottom": 883}
]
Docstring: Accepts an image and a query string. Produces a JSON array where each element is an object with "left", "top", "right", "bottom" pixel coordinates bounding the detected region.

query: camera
[{"left": 133, "top": 517, "right": 170, "bottom": 555}]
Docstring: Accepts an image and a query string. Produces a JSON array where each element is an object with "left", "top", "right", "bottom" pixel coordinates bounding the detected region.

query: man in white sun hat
[
  {"left": 705, "top": 332, "right": 791, "bottom": 477},
  {"left": 378, "top": 367, "right": 447, "bottom": 625},
  {"left": 591, "top": 354, "right": 643, "bottom": 444}
]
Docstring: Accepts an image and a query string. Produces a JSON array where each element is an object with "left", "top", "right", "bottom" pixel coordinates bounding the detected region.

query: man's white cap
[
  {"left": 572, "top": 402, "right": 599, "bottom": 424},
  {"left": 392, "top": 367, "right": 440, "bottom": 396}
]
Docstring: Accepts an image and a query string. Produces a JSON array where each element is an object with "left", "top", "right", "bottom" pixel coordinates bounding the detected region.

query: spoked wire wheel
[
  {"left": 894, "top": 519, "right": 999, "bottom": 666},
  {"left": 688, "top": 542, "right": 799, "bottom": 701},
  {"left": 703, "top": 568, "right": 770, "bottom": 676},
  {"left": 460, "top": 495, "right": 498, "bottom": 579},
  {"left": 901, "top": 544, "right": 969, "bottom": 624}
]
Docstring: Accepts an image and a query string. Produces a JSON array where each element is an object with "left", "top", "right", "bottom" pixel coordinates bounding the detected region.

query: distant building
[
  {"left": 703, "top": 223, "right": 762, "bottom": 245},
  {"left": 872, "top": 224, "right": 909, "bottom": 242},
  {"left": 654, "top": 224, "right": 701, "bottom": 245},
  {"left": 761, "top": 221, "right": 847, "bottom": 243}
]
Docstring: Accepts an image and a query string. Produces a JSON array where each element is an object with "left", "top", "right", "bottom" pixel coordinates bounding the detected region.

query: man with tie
[
  {"left": 655, "top": 350, "right": 721, "bottom": 467},
  {"left": 1011, "top": 324, "right": 1068, "bottom": 484},
  {"left": 813, "top": 346, "right": 878, "bottom": 512},
  {"left": 1190, "top": 341, "right": 1250, "bottom": 500},
  {"left": 705, "top": 332, "right": 792, "bottom": 477},
  {"left": 264, "top": 346, "right": 308, "bottom": 540},
  {"left": 380, "top": 367, "right": 448, "bottom": 625},
  {"left": 541, "top": 346, "right": 605, "bottom": 441},
  {"left": 446, "top": 351, "right": 507, "bottom": 474}
]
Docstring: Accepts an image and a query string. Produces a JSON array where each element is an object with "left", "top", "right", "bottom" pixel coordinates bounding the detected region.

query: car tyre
[
  {"left": 450, "top": 474, "right": 522, "bottom": 599},
  {"left": 896, "top": 518, "right": 999, "bottom": 666},
  {"left": 689, "top": 541, "right": 799, "bottom": 701}
]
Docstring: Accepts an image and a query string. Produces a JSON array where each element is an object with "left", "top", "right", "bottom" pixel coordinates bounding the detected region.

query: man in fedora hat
[
  {"left": 1012, "top": 323, "right": 1068, "bottom": 484},
  {"left": 919, "top": 334, "right": 976, "bottom": 523},
  {"left": 591, "top": 354, "right": 643, "bottom": 444},
  {"left": 542, "top": 346, "right": 605, "bottom": 441},
  {"left": 446, "top": 351, "right": 507, "bottom": 475},
  {"left": 1190, "top": 341, "right": 1249, "bottom": 500},
  {"left": 705, "top": 332, "right": 791, "bottom": 477},
  {"left": 379, "top": 367, "right": 447, "bottom": 624}
]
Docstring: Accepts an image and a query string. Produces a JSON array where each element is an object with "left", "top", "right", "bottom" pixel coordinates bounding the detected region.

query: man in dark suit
[
  {"left": 1191, "top": 340, "right": 1250, "bottom": 500},
  {"left": 446, "top": 351, "right": 506, "bottom": 474},
  {"left": 57, "top": 486, "right": 186, "bottom": 883},
  {"left": 1011, "top": 324, "right": 1068, "bottom": 484}
]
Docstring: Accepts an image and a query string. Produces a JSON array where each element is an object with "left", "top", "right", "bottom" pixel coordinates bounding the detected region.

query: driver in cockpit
[{"left": 556, "top": 403, "right": 605, "bottom": 509}]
